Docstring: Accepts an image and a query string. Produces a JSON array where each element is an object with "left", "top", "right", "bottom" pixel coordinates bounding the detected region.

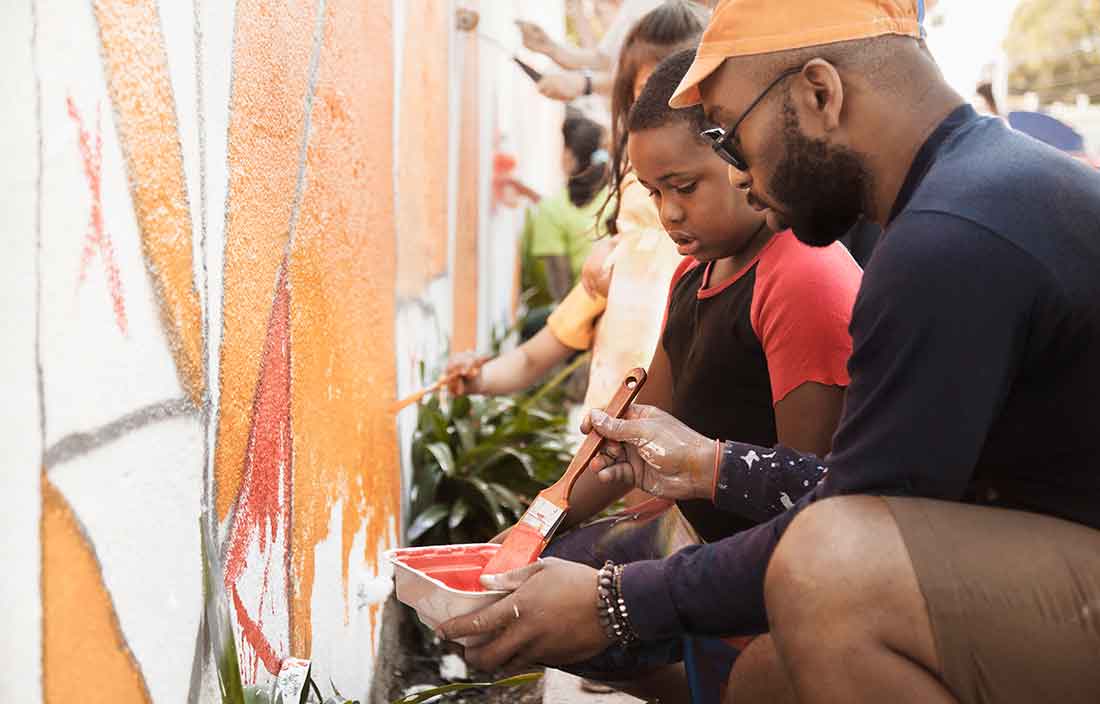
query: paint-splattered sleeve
[{"left": 711, "top": 442, "right": 828, "bottom": 522}]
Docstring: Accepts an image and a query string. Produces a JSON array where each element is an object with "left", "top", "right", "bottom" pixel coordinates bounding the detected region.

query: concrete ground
[{"left": 542, "top": 669, "right": 645, "bottom": 704}]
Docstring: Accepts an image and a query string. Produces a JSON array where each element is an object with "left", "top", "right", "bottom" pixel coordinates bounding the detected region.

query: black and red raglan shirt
[{"left": 661, "top": 230, "right": 861, "bottom": 543}]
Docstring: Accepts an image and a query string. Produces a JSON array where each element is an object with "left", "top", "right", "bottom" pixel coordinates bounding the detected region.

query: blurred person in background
[{"left": 518, "top": 0, "right": 675, "bottom": 102}]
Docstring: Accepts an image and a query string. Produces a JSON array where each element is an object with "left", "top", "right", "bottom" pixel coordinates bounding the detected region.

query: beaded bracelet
[
  {"left": 596, "top": 561, "right": 639, "bottom": 647},
  {"left": 612, "top": 564, "right": 638, "bottom": 643}
]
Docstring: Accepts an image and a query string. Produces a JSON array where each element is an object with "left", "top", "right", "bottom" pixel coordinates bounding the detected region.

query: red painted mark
[
  {"left": 231, "top": 584, "right": 282, "bottom": 677},
  {"left": 67, "top": 95, "right": 127, "bottom": 335},
  {"left": 224, "top": 265, "right": 293, "bottom": 678}
]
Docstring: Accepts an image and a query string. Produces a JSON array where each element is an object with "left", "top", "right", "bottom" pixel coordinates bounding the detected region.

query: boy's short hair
[{"left": 627, "top": 49, "right": 711, "bottom": 138}]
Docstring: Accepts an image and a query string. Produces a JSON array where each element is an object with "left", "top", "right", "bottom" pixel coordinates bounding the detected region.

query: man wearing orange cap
[{"left": 440, "top": 2, "right": 1100, "bottom": 702}]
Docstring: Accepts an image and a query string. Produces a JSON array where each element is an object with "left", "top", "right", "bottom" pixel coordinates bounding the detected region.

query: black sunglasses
[{"left": 701, "top": 67, "right": 802, "bottom": 172}]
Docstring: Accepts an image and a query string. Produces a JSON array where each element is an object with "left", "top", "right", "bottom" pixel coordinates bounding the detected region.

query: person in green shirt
[{"left": 520, "top": 111, "right": 613, "bottom": 315}]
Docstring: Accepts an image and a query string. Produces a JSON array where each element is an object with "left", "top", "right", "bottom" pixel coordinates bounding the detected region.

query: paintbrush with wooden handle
[
  {"left": 480, "top": 367, "right": 647, "bottom": 577},
  {"left": 390, "top": 356, "right": 491, "bottom": 413}
]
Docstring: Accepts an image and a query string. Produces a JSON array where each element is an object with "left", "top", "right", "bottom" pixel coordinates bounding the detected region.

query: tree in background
[{"left": 1005, "top": 0, "right": 1100, "bottom": 103}]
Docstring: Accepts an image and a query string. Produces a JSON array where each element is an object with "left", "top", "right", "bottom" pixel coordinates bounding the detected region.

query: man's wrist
[{"left": 691, "top": 436, "right": 720, "bottom": 500}]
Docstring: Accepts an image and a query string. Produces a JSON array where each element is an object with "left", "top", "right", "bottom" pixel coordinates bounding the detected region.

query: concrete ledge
[{"left": 542, "top": 669, "right": 645, "bottom": 704}]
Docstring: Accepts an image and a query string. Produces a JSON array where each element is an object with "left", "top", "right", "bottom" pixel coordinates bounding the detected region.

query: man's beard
[{"left": 768, "top": 97, "right": 869, "bottom": 247}]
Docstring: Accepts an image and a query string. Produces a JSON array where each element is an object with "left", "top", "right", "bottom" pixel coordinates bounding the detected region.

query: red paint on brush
[
  {"left": 394, "top": 545, "right": 502, "bottom": 593},
  {"left": 482, "top": 369, "right": 648, "bottom": 577},
  {"left": 476, "top": 523, "right": 543, "bottom": 576},
  {"left": 67, "top": 95, "right": 127, "bottom": 335},
  {"left": 224, "top": 265, "right": 293, "bottom": 678}
]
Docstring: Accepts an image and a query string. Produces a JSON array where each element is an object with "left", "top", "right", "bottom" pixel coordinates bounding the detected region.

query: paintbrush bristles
[{"left": 480, "top": 523, "right": 544, "bottom": 576}]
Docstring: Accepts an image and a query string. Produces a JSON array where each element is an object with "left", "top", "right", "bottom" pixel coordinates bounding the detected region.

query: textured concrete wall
[{"left": 0, "top": 0, "right": 562, "bottom": 701}]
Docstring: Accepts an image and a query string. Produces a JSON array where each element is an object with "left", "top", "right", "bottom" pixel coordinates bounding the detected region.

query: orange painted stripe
[
  {"left": 91, "top": 0, "right": 204, "bottom": 406},
  {"left": 287, "top": 0, "right": 400, "bottom": 655},
  {"left": 452, "top": 21, "right": 480, "bottom": 353},
  {"left": 42, "top": 478, "right": 151, "bottom": 703},
  {"left": 395, "top": 1, "right": 450, "bottom": 297},
  {"left": 215, "top": 0, "right": 320, "bottom": 520}
]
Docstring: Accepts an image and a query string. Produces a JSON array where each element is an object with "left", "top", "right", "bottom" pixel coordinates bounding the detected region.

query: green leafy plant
[
  {"left": 391, "top": 672, "right": 543, "bottom": 704},
  {"left": 407, "top": 354, "right": 587, "bottom": 545}
]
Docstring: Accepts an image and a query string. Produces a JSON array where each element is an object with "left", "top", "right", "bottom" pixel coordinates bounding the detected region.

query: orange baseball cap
[{"left": 670, "top": 0, "right": 929, "bottom": 108}]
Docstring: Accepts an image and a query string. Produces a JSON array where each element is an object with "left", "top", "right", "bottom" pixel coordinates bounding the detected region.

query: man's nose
[{"left": 728, "top": 164, "right": 751, "bottom": 191}]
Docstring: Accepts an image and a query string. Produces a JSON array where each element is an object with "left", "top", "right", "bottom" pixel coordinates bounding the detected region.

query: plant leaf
[
  {"left": 407, "top": 504, "right": 449, "bottom": 543},
  {"left": 243, "top": 686, "right": 271, "bottom": 704},
  {"left": 490, "top": 484, "right": 526, "bottom": 517},
  {"left": 425, "top": 442, "right": 456, "bottom": 477},
  {"left": 452, "top": 419, "right": 476, "bottom": 455},
  {"left": 467, "top": 478, "right": 507, "bottom": 529},
  {"left": 389, "top": 672, "right": 543, "bottom": 704},
  {"left": 498, "top": 446, "right": 537, "bottom": 478},
  {"left": 449, "top": 394, "right": 472, "bottom": 420},
  {"left": 448, "top": 497, "right": 470, "bottom": 530}
]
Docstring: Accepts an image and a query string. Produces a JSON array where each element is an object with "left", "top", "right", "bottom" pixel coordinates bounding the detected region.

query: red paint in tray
[{"left": 392, "top": 544, "right": 500, "bottom": 593}]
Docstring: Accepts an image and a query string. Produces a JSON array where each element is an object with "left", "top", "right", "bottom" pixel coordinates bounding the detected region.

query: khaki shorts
[{"left": 884, "top": 497, "right": 1100, "bottom": 704}]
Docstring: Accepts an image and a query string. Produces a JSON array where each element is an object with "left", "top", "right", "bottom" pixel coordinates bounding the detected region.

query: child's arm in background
[{"left": 446, "top": 325, "right": 574, "bottom": 397}]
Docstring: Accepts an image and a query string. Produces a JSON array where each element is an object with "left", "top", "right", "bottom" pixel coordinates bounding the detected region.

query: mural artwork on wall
[{"left": 22, "top": 0, "right": 401, "bottom": 700}]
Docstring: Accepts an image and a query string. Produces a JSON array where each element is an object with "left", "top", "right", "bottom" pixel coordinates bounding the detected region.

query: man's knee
[
  {"left": 764, "top": 496, "right": 939, "bottom": 670},
  {"left": 768, "top": 497, "right": 891, "bottom": 589},
  {"left": 764, "top": 496, "right": 902, "bottom": 629}
]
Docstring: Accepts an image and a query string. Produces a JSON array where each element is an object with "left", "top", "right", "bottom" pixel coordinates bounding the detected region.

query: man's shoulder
[
  {"left": 908, "top": 117, "right": 1100, "bottom": 241},
  {"left": 876, "top": 209, "right": 1021, "bottom": 273}
]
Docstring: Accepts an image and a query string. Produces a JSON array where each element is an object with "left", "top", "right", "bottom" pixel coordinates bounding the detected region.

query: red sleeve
[
  {"left": 660, "top": 256, "right": 700, "bottom": 333},
  {"left": 750, "top": 232, "right": 862, "bottom": 404}
]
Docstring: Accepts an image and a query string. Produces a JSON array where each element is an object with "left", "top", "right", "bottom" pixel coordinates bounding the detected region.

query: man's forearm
[{"left": 713, "top": 442, "right": 829, "bottom": 522}]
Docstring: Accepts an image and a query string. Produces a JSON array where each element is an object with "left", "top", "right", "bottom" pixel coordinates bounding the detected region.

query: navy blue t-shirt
[{"left": 622, "top": 104, "right": 1100, "bottom": 640}]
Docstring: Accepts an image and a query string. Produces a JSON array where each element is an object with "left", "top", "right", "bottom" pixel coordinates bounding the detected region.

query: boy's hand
[
  {"left": 445, "top": 352, "right": 488, "bottom": 396},
  {"left": 583, "top": 405, "right": 716, "bottom": 501}
]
